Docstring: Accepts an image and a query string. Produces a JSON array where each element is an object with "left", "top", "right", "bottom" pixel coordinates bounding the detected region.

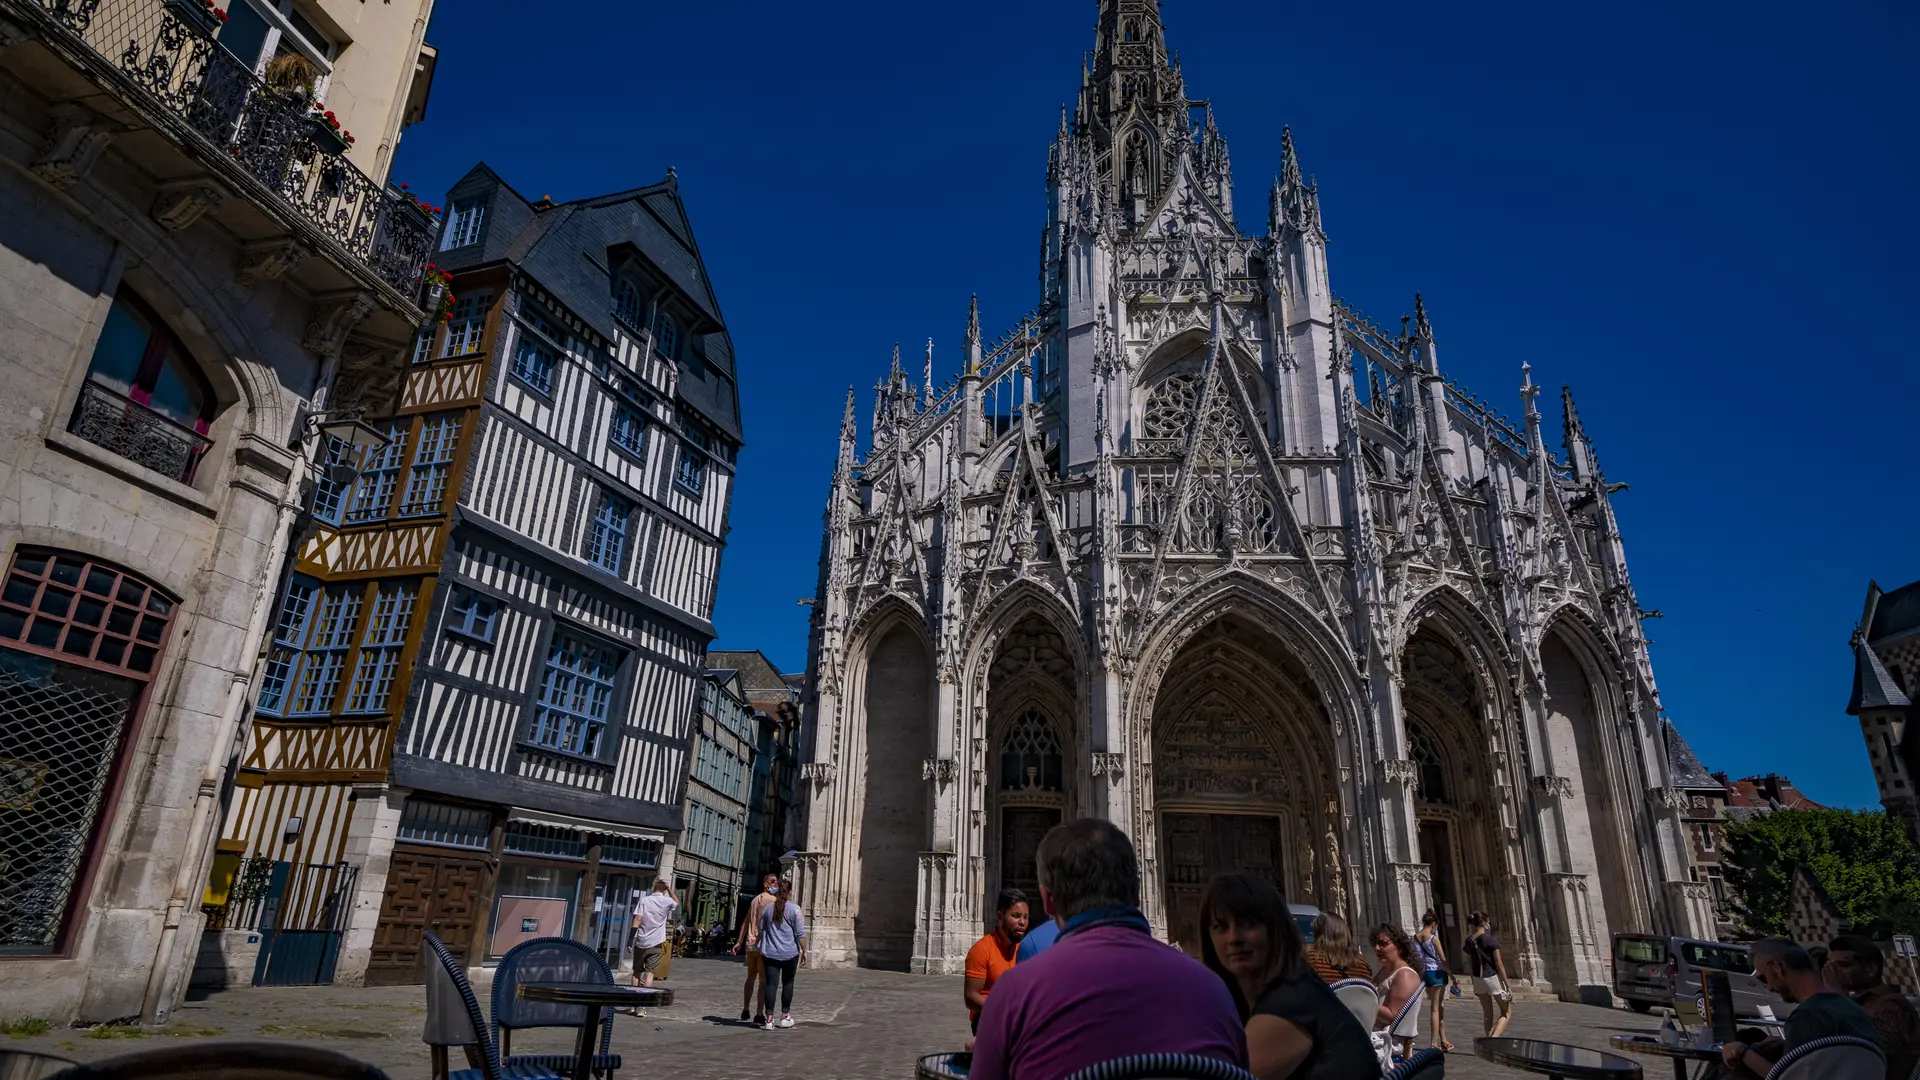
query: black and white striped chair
[
  {"left": 421, "top": 932, "right": 561, "bottom": 1080},
  {"left": 1328, "top": 977, "right": 1381, "bottom": 1032},
  {"left": 1768, "top": 1034, "right": 1883, "bottom": 1080},
  {"left": 1060, "top": 1053, "right": 1260, "bottom": 1080}
]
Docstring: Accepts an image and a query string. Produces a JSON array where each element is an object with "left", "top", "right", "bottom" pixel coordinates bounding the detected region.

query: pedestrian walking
[
  {"left": 965, "top": 889, "right": 1030, "bottom": 1035},
  {"left": 1370, "top": 924, "right": 1421, "bottom": 1062},
  {"left": 756, "top": 876, "right": 806, "bottom": 1031},
  {"left": 1413, "top": 911, "right": 1457, "bottom": 1051},
  {"left": 1463, "top": 912, "right": 1511, "bottom": 1037},
  {"left": 627, "top": 879, "right": 678, "bottom": 1016},
  {"left": 733, "top": 872, "right": 780, "bottom": 1025},
  {"left": 1199, "top": 873, "right": 1381, "bottom": 1080}
]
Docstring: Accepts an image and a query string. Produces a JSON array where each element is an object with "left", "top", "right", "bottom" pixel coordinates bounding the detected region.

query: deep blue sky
[{"left": 394, "top": 1, "right": 1918, "bottom": 809}]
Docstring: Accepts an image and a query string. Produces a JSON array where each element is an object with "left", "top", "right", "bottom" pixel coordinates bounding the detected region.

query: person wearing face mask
[{"left": 733, "top": 872, "right": 782, "bottom": 1025}]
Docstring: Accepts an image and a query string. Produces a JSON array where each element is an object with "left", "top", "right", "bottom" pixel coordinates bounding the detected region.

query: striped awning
[{"left": 507, "top": 806, "right": 664, "bottom": 843}]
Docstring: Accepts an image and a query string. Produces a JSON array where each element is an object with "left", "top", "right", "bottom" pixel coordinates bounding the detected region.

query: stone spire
[
  {"left": 1562, "top": 385, "right": 1599, "bottom": 481},
  {"left": 923, "top": 339, "right": 935, "bottom": 407},
  {"left": 965, "top": 294, "right": 982, "bottom": 374}
]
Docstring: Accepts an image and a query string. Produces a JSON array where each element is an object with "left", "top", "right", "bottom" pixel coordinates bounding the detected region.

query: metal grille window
[
  {"left": 343, "top": 583, "right": 416, "bottom": 713},
  {"left": 999, "top": 709, "right": 1063, "bottom": 793},
  {"left": 444, "top": 201, "right": 485, "bottom": 250},
  {"left": 504, "top": 821, "right": 587, "bottom": 860},
  {"left": 0, "top": 550, "right": 176, "bottom": 676},
  {"left": 0, "top": 550, "right": 176, "bottom": 955},
  {"left": 584, "top": 491, "right": 631, "bottom": 574},
  {"left": 399, "top": 413, "right": 460, "bottom": 516},
  {"left": 347, "top": 422, "right": 410, "bottom": 523},
  {"left": 599, "top": 837, "right": 660, "bottom": 869},
  {"left": 531, "top": 633, "right": 619, "bottom": 757},
  {"left": 397, "top": 800, "right": 492, "bottom": 850},
  {"left": 441, "top": 294, "right": 491, "bottom": 357},
  {"left": 609, "top": 405, "right": 648, "bottom": 461}
]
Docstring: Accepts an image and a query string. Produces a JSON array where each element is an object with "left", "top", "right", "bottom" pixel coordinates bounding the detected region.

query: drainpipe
[{"left": 139, "top": 356, "right": 338, "bottom": 1023}]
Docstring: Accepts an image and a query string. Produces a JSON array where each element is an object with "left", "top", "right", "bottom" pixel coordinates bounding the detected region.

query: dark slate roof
[
  {"left": 433, "top": 164, "right": 743, "bottom": 442},
  {"left": 1725, "top": 805, "right": 1773, "bottom": 822},
  {"left": 706, "top": 650, "right": 789, "bottom": 693},
  {"left": 1868, "top": 579, "right": 1920, "bottom": 645},
  {"left": 1848, "top": 637, "right": 1912, "bottom": 714},
  {"left": 1663, "top": 721, "right": 1720, "bottom": 789}
]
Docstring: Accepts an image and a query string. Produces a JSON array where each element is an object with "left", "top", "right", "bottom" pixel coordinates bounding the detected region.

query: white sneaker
[
  {"left": 762, "top": 1019, "right": 777, "bottom": 1031},
  {"left": 777, "top": 1015, "right": 794, "bottom": 1029}
]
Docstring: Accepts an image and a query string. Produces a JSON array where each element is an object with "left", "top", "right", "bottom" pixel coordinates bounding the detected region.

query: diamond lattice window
[
  {"left": 999, "top": 709, "right": 1064, "bottom": 793},
  {"left": 0, "top": 549, "right": 177, "bottom": 955}
]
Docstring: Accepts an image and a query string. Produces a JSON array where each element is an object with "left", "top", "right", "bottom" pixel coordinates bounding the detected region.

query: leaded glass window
[
  {"left": 346, "top": 422, "right": 410, "bottom": 523},
  {"left": 399, "top": 413, "right": 460, "bottom": 516},
  {"left": 1409, "top": 723, "right": 1447, "bottom": 804},
  {"left": 999, "top": 709, "right": 1064, "bottom": 793},
  {"left": 343, "top": 583, "right": 416, "bottom": 713}
]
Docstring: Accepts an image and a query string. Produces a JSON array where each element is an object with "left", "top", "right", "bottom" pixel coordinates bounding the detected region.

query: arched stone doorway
[
  {"left": 1145, "top": 615, "right": 1339, "bottom": 953},
  {"left": 983, "top": 611, "right": 1077, "bottom": 908},
  {"left": 855, "top": 623, "right": 932, "bottom": 969}
]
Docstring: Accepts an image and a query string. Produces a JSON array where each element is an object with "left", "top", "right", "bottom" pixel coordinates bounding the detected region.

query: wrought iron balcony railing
[
  {"left": 17, "top": 0, "right": 435, "bottom": 298},
  {"left": 68, "top": 380, "right": 214, "bottom": 483}
]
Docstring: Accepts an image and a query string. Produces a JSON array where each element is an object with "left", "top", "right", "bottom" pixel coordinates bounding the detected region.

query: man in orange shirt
[{"left": 965, "top": 888, "right": 1031, "bottom": 1034}]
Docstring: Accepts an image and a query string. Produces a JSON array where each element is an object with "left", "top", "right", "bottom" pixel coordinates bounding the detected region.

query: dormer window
[
  {"left": 443, "top": 200, "right": 485, "bottom": 250},
  {"left": 615, "top": 280, "right": 644, "bottom": 329},
  {"left": 70, "top": 287, "right": 215, "bottom": 483},
  {"left": 653, "top": 311, "right": 678, "bottom": 361}
]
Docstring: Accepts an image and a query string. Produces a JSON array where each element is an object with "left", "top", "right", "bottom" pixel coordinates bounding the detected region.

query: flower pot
[
  {"left": 305, "top": 118, "right": 349, "bottom": 156},
  {"left": 163, "top": 0, "right": 221, "bottom": 39},
  {"left": 420, "top": 281, "right": 446, "bottom": 319}
]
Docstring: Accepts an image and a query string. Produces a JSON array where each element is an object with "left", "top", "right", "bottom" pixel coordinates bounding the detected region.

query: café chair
[
  {"left": 490, "top": 937, "right": 622, "bottom": 1080},
  {"left": 1329, "top": 978, "right": 1380, "bottom": 1032},
  {"left": 1385, "top": 986, "right": 1423, "bottom": 1047},
  {"left": 1769, "top": 1035, "right": 1884, "bottom": 1080},
  {"left": 45, "top": 1042, "right": 388, "bottom": 1079},
  {"left": 421, "top": 932, "right": 561, "bottom": 1080},
  {"left": 1384, "top": 1047, "right": 1446, "bottom": 1079},
  {"left": 1060, "top": 1053, "right": 1260, "bottom": 1080}
]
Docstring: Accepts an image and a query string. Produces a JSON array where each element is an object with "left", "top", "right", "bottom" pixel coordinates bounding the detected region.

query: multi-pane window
[
  {"left": 652, "top": 312, "right": 678, "bottom": 360},
  {"left": 72, "top": 287, "right": 216, "bottom": 483},
  {"left": 446, "top": 589, "right": 497, "bottom": 643},
  {"left": 400, "top": 413, "right": 460, "bottom": 516},
  {"left": 531, "top": 633, "right": 619, "bottom": 756},
  {"left": 674, "top": 426, "right": 708, "bottom": 496},
  {"left": 344, "top": 583, "right": 416, "bottom": 713},
  {"left": 346, "top": 422, "right": 410, "bottom": 523},
  {"left": 615, "top": 280, "right": 644, "bottom": 328},
  {"left": 444, "top": 201, "right": 485, "bottom": 249},
  {"left": 441, "top": 294, "right": 490, "bottom": 358},
  {"left": 311, "top": 436, "right": 353, "bottom": 525},
  {"left": 585, "top": 491, "right": 631, "bottom": 573},
  {"left": 258, "top": 583, "right": 364, "bottom": 717},
  {"left": 257, "top": 581, "right": 316, "bottom": 712},
  {"left": 510, "top": 333, "right": 556, "bottom": 394},
  {"left": 410, "top": 327, "right": 434, "bottom": 365},
  {"left": 609, "top": 405, "right": 648, "bottom": 460}
]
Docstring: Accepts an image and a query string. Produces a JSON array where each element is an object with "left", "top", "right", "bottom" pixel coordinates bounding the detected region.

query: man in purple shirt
[{"left": 972, "top": 818, "right": 1248, "bottom": 1080}]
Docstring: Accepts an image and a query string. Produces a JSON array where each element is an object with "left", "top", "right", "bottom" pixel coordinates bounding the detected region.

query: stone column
[
  {"left": 911, "top": 850, "right": 966, "bottom": 975},
  {"left": 333, "top": 784, "right": 409, "bottom": 986}
]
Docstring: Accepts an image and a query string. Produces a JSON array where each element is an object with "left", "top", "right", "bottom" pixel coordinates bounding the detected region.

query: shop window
[
  {"left": 0, "top": 549, "right": 177, "bottom": 954},
  {"left": 70, "top": 288, "right": 216, "bottom": 483}
]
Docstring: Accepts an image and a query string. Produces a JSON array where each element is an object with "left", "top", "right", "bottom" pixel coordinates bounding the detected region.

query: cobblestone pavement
[{"left": 4, "top": 957, "right": 1675, "bottom": 1079}]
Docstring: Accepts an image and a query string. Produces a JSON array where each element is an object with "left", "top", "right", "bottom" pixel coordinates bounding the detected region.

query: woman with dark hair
[
  {"left": 1200, "top": 874, "right": 1381, "bottom": 1080},
  {"left": 755, "top": 876, "right": 806, "bottom": 1030},
  {"left": 1414, "top": 910, "right": 1456, "bottom": 1051},
  {"left": 1303, "top": 913, "right": 1372, "bottom": 983},
  {"left": 1464, "top": 910, "right": 1511, "bottom": 1036},
  {"left": 1370, "top": 923, "right": 1422, "bottom": 1060}
]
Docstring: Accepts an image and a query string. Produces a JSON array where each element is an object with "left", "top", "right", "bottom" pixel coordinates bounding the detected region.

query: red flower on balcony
[{"left": 307, "top": 104, "right": 357, "bottom": 146}]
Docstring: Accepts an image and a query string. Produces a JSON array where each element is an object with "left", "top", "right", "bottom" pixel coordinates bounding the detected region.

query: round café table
[
  {"left": 1610, "top": 1035, "right": 1722, "bottom": 1080},
  {"left": 518, "top": 982, "right": 672, "bottom": 1080},
  {"left": 916, "top": 1051, "right": 972, "bottom": 1079},
  {"left": 0, "top": 1051, "right": 77, "bottom": 1080},
  {"left": 1475, "top": 1037, "right": 1643, "bottom": 1080}
]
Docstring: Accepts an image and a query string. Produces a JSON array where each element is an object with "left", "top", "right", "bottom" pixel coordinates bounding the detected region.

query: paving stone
[{"left": 0, "top": 957, "right": 1675, "bottom": 1079}]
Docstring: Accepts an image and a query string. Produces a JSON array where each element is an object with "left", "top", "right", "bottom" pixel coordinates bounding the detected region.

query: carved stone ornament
[
  {"left": 1648, "top": 787, "right": 1692, "bottom": 812},
  {"left": 1391, "top": 862, "right": 1432, "bottom": 885},
  {"left": 1380, "top": 758, "right": 1418, "bottom": 787},
  {"left": 302, "top": 291, "right": 375, "bottom": 360},
  {"left": 330, "top": 341, "right": 406, "bottom": 416},
  {"left": 1666, "top": 879, "right": 1713, "bottom": 901},
  {"left": 1091, "top": 751, "right": 1126, "bottom": 783},
  {"left": 1531, "top": 774, "right": 1575, "bottom": 799},
  {"left": 922, "top": 758, "right": 958, "bottom": 784},
  {"left": 237, "top": 238, "right": 311, "bottom": 286},
  {"left": 150, "top": 180, "right": 227, "bottom": 233},
  {"left": 799, "top": 762, "right": 837, "bottom": 786},
  {"left": 32, "top": 104, "right": 115, "bottom": 190}
]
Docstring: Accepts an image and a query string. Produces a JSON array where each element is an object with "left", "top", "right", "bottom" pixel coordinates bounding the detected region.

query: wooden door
[
  {"left": 1161, "top": 813, "right": 1284, "bottom": 954},
  {"left": 365, "top": 849, "right": 487, "bottom": 986},
  {"left": 1000, "top": 807, "right": 1061, "bottom": 901}
]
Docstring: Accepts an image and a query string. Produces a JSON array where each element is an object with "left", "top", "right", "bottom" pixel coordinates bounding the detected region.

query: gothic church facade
[{"left": 795, "top": 0, "right": 1712, "bottom": 1000}]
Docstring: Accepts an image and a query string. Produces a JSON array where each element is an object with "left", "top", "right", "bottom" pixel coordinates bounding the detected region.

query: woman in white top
[{"left": 1369, "top": 923, "right": 1422, "bottom": 1062}]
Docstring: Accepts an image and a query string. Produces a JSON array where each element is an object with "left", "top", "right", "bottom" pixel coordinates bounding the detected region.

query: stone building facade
[
  {"left": 675, "top": 670, "right": 755, "bottom": 931},
  {"left": 709, "top": 648, "right": 805, "bottom": 896},
  {"left": 1849, "top": 579, "right": 1918, "bottom": 847},
  {"left": 794, "top": 0, "right": 1712, "bottom": 1001},
  {"left": 0, "top": 0, "right": 437, "bottom": 1022}
]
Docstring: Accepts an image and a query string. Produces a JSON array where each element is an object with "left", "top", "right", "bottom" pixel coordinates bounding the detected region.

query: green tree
[{"left": 1722, "top": 807, "right": 1920, "bottom": 940}]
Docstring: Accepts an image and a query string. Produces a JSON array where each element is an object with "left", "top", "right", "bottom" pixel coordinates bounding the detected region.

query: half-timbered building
[{"left": 220, "top": 164, "right": 743, "bottom": 984}]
